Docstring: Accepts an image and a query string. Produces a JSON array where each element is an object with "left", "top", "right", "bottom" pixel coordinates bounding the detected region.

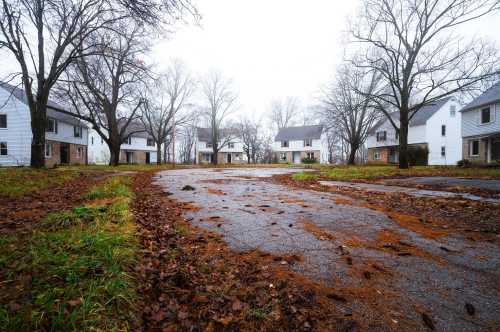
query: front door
[
  {"left": 60, "top": 144, "right": 69, "bottom": 164},
  {"left": 126, "top": 152, "right": 134, "bottom": 163},
  {"left": 227, "top": 153, "right": 232, "bottom": 163},
  {"left": 146, "top": 152, "right": 150, "bottom": 164},
  {"left": 492, "top": 140, "right": 500, "bottom": 161},
  {"left": 293, "top": 152, "right": 301, "bottom": 164}
]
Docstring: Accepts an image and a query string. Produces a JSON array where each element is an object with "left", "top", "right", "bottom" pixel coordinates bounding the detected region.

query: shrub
[
  {"left": 301, "top": 157, "right": 317, "bottom": 164},
  {"left": 457, "top": 159, "right": 472, "bottom": 168}
]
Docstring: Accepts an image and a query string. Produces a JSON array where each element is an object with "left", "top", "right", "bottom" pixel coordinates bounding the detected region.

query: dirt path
[{"left": 155, "top": 168, "right": 500, "bottom": 332}]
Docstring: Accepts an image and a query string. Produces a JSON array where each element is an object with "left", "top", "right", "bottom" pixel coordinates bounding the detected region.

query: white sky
[
  {"left": 2, "top": 0, "right": 499, "bottom": 123},
  {"left": 152, "top": 0, "right": 360, "bottom": 121}
]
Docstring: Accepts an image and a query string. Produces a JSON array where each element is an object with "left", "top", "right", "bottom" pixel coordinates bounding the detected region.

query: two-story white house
[
  {"left": 460, "top": 81, "right": 500, "bottom": 163},
  {"left": 87, "top": 122, "right": 157, "bottom": 164},
  {"left": 366, "top": 97, "right": 462, "bottom": 165},
  {"left": 273, "top": 125, "right": 328, "bottom": 164},
  {"left": 0, "top": 82, "right": 88, "bottom": 167},
  {"left": 194, "top": 127, "right": 247, "bottom": 164}
]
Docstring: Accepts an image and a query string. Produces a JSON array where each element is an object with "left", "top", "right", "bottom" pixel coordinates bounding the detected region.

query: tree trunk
[
  {"left": 212, "top": 151, "right": 218, "bottom": 165},
  {"left": 246, "top": 151, "right": 251, "bottom": 164},
  {"left": 30, "top": 105, "right": 47, "bottom": 168},
  {"left": 347, "top": 143, "right": 358, "bottom": 165},
  {"left": 157, "top": 144, "right": 162, "bottom": 165},
  {"left": 399, "top": 114, "right": 409, "bottom": 169},
  {"left": 108, "top": 140, "right": 121, "bottom": 166}
]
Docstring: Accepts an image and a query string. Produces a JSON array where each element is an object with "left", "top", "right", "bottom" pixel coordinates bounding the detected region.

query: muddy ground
[{"left": 155, "top": 168, "right": 500, "bottom": 332}]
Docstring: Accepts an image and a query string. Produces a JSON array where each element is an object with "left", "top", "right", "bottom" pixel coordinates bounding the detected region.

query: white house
[
  {"left": 273, "top": 125, "right": 328, "bottom": 164},
  {"left": 87, "top": 122, "right": 157, "bottom": 164},
  {"left": 194, "top": 127, "right": 247, "bottom": 164},
  {"left": 366, "top": 97, "right": 462, "bottom": 166},
  {"left": 460, "top": 81, "right": 500, "bottom": 163},
  {"left": 0, "top": 82, "right": 88, "bottom": 167}
]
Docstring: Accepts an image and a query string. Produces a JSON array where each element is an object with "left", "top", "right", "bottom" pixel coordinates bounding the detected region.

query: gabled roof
[
  {"left": 461, "top": 81, "right": 500, "bottom": 112},
  {"left": 369, "top": 97, "right": 453, "bottom": 134},
  {"left": 196, "top": 127, "right": 239, "bottom": 142},
  {"left": 0, "top": 81, "right": 86, "bottom": 127},
  {"left": 275, "top": 125, "right": 323, "bottom": 141}
]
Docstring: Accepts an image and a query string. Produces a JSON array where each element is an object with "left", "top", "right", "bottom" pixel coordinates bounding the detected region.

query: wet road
[{"left": 154, "top": 168, "right": 500, "bottom": 331}]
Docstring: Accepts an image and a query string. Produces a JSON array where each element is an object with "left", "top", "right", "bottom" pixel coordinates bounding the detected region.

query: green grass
[
  {"left": 0, "top": 176, "right": 138, "bottom": 331},
  {"left": 291, "top": 172, "right": 319, "bottom": 181},
  {"left": 0, "top": 168, "right": 77, "bottom": 198}
]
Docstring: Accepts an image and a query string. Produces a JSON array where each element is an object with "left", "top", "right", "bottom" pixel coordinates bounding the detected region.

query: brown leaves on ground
[
  {"left": 131, "top": 172, "right": 360, "bottom": 332},
  {"left": 270, "top": 174, "right": 500, "bottom": 242}
]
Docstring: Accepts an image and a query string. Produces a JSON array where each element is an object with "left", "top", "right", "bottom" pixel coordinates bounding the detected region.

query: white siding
[
  {"left": 426, "top": 99, "right": 462, "bottom": 165},
  {"left": 0, "top": 87, "right": 32, "bottom": 166},
  {"left": 461, "top": 103, "right": 500, "bottom": 138},
  {"left": 46, "top": 120, "right": 88, "bottom": 146},
  {"left": 273, "top": 138, "right": 322, "bottom": 152},
  {"left": 366, "top": 121, "right": 426, "bottom": 149}
]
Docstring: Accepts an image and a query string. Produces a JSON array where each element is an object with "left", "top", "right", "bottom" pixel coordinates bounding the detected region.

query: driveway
[{"left": 154, "top": 168, "right": 500, "bottom": 331}]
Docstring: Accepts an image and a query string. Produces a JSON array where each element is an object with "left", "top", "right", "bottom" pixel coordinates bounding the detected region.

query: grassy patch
[
  {"left": 291, "top": 171, "right": 319, "bottom": 181},
  {"left": 0, "top": 176, "right": 138, "bottom": 331},
  {"left": 0, "top": 168, "right": 76, "bottom": 198},
  {"left": 320, "top": 165, "right": 500, "bottom": 180},
  {"left": 61, "top": 163, "right": 177, "bottom": 172}
]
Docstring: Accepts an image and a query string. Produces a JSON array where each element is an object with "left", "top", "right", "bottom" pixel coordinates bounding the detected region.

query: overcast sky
[
  {"left": 153, "top": 0, "right": 359, "bottom": 122},
  {"left": 2, "top": 0, "right": 499, "bottom": 123}
]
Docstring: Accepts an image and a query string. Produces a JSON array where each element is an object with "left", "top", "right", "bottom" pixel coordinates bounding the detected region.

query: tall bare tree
[
  {"left": 200, "top": 71, "right": 238, "bottom": 165},
  {"left": 0, "top": 0, "right": 113, "bottom": 167},
  {"left": 141, "top": 61, "right": 194, "bottom": 164},
  {"left": 238, "top": 117, "right": 262, "bottom": 164},
  {"left": 269, "top": 96, "right": 299, "bottom": 131},
  {"left": 351, "top": 0, "right": 499, "bottom": 168},
  {"left": 321, "top": 64, "right": 381, "bottom": 165},
  {"left": 57, "top": 23, "right": 149, "bottom": 166},
  {"left": 178, "top": 115, "right": 198, "bottom": 164}
]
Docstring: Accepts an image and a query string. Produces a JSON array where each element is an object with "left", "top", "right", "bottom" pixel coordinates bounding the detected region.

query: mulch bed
[
  {"left": 131, "top": 172, "right": 371, "bottom": 332},
  {"left": 269, "top": 175, "right": 500, "bottom": 240}
]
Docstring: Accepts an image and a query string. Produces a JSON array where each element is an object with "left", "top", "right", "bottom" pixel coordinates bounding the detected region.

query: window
[
  {"left": 373, "top": 151, "right": 380, "bottom": 160},
  {"left": 77, "top": 147, "right": 84, "bottom": 159},
  {"left": 45, "top": 142, "right": 52, "bottom": 158},
  {"left": 91, "top": 136, "right": 94, "bottom": 145},
  {"left": 46, "top": 118, "right": 58, "bottom": 133},
  {"left": 203, "top": 153, "right": 211, "bottom": 162},
  {"left": 376, "top": 131, "right": 387, "bottom": 142},
  {"left": 280, "top": 153, "right": 287, "bottom": 161},
  {"left": 395, "top": 131, "right": 399, "bottom": 140},
  {"left": 73, "top": 125, "right": 82, "bottom": 138},
  {"left": 0, "top": 114, "right": 7, "bottom": 128},
  {"left": 0, "top": 142, "right": 7, "bottom": 156},
  {"left": 470, "top": 140, "right": 479, "bottom": 156},
  {"left": 441, "top": 125, "right": 446, "bottom": 136},
  {"left": 441, "top": 146, "right": 446, "bottom": 157},
  {"left": 281, "top": 140, "right": 289, "bottom": 148},
  {"left": 306, "top": 152, "right": 314, "bottom": 159},
  {"left": 126, "top": 136, "right": 132, "bottom": 145},
  {"left": 481, "top": 107, "right": 491, "bottom": 124},
  {"left": 206, "top": 142, "right": 213, "bottom": 148},
  {"left": 450, "top": 105, "right": 456, "bottom": 117},
  {"left": 304, "top": 139, "right": 312, "bottom": 147},
  {"left": 228, "top": 142, "right": 235, "bottom": 149},
  {"left": 147, "top": 138, "right": 155, "bottom": 147},
  {"left": 101, "top": 138, "right": 104, "bottom": 145}
]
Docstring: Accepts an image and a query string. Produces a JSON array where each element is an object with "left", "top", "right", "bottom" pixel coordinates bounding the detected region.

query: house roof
[
  {"left": 368, "top": 97, "right": 453, "bottom": 134},
  {"left": 275, "top": 125, "right": 323, "bottom": 141},
  {"left": 0, "top": 81, "right": 86, "bottom": 127},
  {"left": 461, "top": 81, "right": 500, "bottom": 112},
  {"left": 196, "top": 127, "right": 239, "bottom": 142}
]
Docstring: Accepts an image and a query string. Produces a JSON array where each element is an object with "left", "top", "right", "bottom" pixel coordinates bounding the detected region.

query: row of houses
[{"left": 1, "top": 80, "right": 499, "bottom": 166}]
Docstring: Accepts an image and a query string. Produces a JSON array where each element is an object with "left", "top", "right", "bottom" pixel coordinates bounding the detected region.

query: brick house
[
  {"left": 273, "top": 125, "right": 328, "bottom": 164},
  {"left": 0, "top": 82, "right": 88, "bottom": 167},
  {"left": 460, "top": 81, "right": 500, "bottom": 163},
  {"left": 366, "top": 97, "right": 462, "bottom": 165}
]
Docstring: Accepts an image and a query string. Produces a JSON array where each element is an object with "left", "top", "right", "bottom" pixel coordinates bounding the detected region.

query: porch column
[{"left": 487, "top": 137, "right": 492, "bottom": 163}]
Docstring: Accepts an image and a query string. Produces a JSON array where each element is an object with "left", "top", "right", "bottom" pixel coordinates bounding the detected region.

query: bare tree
[
  {"left": 178, "top": 115, "right": 198, "bottom": 164},
  {"left": 321, "top": 64, "right": 381, "bottom": 165},
  {"left": 238, "top": 117, "right": 262, "bottom": 164},
  {"left": 0, "top": 0, "right": 196, "bottom": 168},
  {"left": 57, "top": 23, "right": 149, "bottom": 166},
  {"left": 351, "top": 0, "right": 500, "bottom": 168},
  {"left": 269, "top": 96, "right": 299, "bottom": 131},
  {"left": 0, "top": 0, "right": 113, "bottom": 167},
  {"left": 200, "top": 71, "right": 238, "bottom": 165},
  {"left": 141, "top": 61, "right": 194, "bottom": 164}
]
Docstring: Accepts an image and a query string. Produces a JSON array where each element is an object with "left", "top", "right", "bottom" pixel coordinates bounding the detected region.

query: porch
[{"left": 463, "top": 134, "right": 500, "bottom": 163}]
